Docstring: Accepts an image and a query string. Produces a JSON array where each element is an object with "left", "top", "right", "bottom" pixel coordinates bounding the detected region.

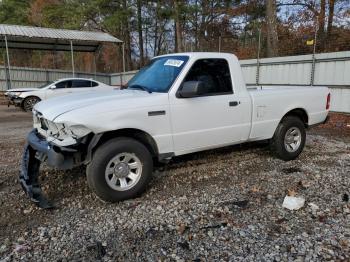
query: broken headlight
[
  {"left": 45, "top": 122, "right": 91, "bottom": 141},
  {"left": 63, "top": 125, "right": 91, "bottom": 139}
]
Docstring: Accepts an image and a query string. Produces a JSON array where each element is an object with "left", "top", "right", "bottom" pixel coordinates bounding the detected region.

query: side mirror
[
  {"left": 178, "top": 81, "right": 206, "bottom": 98},
  {"left": 49, "top": 85, "right": 56, "bottom": 89}
]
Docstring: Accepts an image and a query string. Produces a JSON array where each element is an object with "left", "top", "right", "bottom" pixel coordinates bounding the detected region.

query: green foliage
[
  {"left": 40, "top": 1, "right": 85, "bottom": 29},
  {"left": 0, "top": 0, "right": 31, "bottom": 24}
]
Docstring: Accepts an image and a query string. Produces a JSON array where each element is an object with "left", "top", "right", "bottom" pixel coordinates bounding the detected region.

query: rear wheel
[
  {"left": 23, "top": 96, "right": 40, "bottom": 112},
  {"left": 270, "top": 116, "right": 306, "bottom": 161},
  {"left": 86, "top": 137, "right": 153, "bottom": 202}
]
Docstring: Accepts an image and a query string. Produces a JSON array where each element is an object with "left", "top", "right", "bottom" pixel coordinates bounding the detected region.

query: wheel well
[
  {"left": 96, "top": 128, "right": 159, "bottom": 157},
  {"left": 283, "top": 108, "right": 309, "bottom": 127},
  {"left": 21, "top": 96, "right": 41, "bottom": 107}
]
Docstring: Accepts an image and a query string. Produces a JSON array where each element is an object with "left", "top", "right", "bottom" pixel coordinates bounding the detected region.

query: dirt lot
[{"left": 0, "top": 105, "right": 349, "bottom": 261}]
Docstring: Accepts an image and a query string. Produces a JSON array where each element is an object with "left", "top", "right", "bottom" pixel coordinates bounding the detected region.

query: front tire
[
  {"left": 22, "top": 96, "right": 40, "bottom": 112},
  {"left": 86, "top": 137, "right": 153, "bottom": 202},
  {"left": 270, "top": 116, "right": 306, "bottom": 161}
]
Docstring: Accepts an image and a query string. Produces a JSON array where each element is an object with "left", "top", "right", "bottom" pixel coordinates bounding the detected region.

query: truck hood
[{"left": 34, "top": 89, "right": 163, "bottom": 121}]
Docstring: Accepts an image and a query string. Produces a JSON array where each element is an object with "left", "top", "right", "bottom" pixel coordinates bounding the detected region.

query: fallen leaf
[
  {"left": 287, "top": 189, "right": 297, "bottom": 196},
  {"left": 251, "top": 186, "right": 260, "bottom": 193},
  {"left": 298, "top": 180, "right": 311, "bottom": 189},
  {"left": 177, "top": 224, "right": 186, "bottom": 235}
]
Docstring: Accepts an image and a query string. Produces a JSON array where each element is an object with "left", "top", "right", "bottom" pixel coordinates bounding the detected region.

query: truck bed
[{"left": 247, "top": 85, "right": 329, "bottom": 141}]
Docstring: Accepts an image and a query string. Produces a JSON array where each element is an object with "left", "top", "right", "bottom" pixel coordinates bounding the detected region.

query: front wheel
[
  {"left": 22, "top": 96, "right": 40, "bottom": 112},
  {"left": 86, "top": 137, "right": 153, "bottom": 202},
  {"left": 270, "top": 116, "right": 306, "bottom": 161}
]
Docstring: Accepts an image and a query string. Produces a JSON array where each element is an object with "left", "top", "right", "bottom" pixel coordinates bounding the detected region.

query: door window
[
  {"left": 55, "top": 80, "right": 72, "bottom": 89},
  {"left": 182, "top": 59, "right": 233, "bottom": 96},
  {"left": 72, "top": 80, "right": 93, "bottom": 88},
  {"left": 91, "top": 81, "right": 99, "bottom": 87}
]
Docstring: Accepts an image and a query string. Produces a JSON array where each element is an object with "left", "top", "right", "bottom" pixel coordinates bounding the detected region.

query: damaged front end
[
  {"left": 20, "top": 142, "right": 53, "bottom": 209},
  {"left": 19, "top": 127, "right": 97, "bottom": 209},
  {"left": 19, "top": 129, "right": 82, "bottom": 208},
  {"left": 5, "top": 93, "right": 23, "bottom": 108}
]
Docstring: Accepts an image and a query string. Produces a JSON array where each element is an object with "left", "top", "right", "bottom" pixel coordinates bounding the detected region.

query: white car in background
[{"left": 5, "top": 78, "right": 114, "bottom": 111}]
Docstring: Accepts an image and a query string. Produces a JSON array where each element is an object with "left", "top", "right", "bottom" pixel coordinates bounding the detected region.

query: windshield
[
  {"left": 38, "top": 81, "right": 54, "bottom": 89},
  {"left": 127, "top": 55, "right": 189, "bottom": 93}
]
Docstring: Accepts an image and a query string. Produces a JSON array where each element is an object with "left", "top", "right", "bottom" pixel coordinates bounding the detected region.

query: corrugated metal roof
[{"left": 0, "top": 24, "right": 122, "bottom": 43}]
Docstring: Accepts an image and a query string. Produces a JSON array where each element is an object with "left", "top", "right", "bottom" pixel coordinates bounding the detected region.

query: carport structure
[{"left": 0, "top": 24, "right": 123, "bottom": 89}]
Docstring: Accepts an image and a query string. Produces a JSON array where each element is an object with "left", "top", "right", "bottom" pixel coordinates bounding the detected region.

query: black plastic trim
[
  {"left": 84, "top": 133, "right": 103, "bottom": 164},
  {"left": 158, "top": 152, "right": 174, "bottom": 161},
  {"left": 148, "top": 110, "right": 166, "bottom": 116}
]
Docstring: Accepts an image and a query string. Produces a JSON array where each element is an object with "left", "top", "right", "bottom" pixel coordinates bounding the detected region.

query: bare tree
[
  {"left": 327, "top": 0, "right": 335, "bottom": 38},
  {"left": 174, "top": 0, "right": 184, "bottom": 52},
  {"left": 137, "top": 0, "right": 144, "bottom": 67},
  {"left": 122, "top": 0, "right": 132, "bottom": 71},
  {"left": 266, "top": 0, "right": 278, "bottom": 57},
  {"left": 319, "top": 0, "right": 326, "bottom": 39}
]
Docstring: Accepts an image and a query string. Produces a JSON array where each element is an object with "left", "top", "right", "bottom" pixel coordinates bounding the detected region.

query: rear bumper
[{"left": 308, "top": 115, "right": 329, "bottom": 128}]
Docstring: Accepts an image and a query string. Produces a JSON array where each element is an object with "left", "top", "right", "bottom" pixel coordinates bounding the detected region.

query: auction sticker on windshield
[{"left": 164, "top": 59, "right": 184, "bottom": 67}]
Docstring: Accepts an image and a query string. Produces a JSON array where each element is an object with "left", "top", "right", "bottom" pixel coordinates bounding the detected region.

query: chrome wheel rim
[
  {"left": 105, "top": 153, "right": 142, "bottom": 191},
  {"left": 284, "top": 127, "right": 302, "bottom": 153}
]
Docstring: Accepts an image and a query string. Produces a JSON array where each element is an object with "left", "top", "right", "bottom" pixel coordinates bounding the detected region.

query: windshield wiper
[{"left": 128, "top": 84, "right": 152, "bottom": 93}]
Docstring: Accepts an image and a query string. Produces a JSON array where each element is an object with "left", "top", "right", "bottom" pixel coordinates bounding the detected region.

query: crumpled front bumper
[
  {"left": 19, "top": 129, "right": 79, "bottom": 208},
  {"left": 6, "top": 94, "right": 23, "bottom": 107}
]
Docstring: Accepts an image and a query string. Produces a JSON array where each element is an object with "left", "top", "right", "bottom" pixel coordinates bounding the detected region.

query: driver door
[{"left": 169, "top": 58, "right": 250, "bottom": 155}]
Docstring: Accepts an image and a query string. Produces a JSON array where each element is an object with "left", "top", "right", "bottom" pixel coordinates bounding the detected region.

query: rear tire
[
  {"left": 23, "top": 96, "right": 40, "bottom": 112},
  {"left": 86, "top": 137, "right": 153, "bottom": 202},
  {"left": 270, "top": 116, "right": 306, "bottom": 161}
]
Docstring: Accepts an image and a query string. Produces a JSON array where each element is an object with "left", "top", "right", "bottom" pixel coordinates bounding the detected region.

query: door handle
[{"left": 229, "top": 101, "right": 240, "bottom": 107}]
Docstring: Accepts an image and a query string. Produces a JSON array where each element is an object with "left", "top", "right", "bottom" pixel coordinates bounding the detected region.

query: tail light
[{"left": 326, "top": 93, "right": 331, "bottom": 110}]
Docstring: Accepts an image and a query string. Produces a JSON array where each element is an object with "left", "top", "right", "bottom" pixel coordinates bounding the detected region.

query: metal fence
[
  {"left": 240, "top": 51, "right": 350, "bottom": 113},
  {"left": 241, "top": 51, "right": 350, "bottom": 87},
  {"left": 0, "top": 66, "right": 111, "bottom": 90},
  {"left": 110, "top": 70, "right": 139, "bottom": 87}
]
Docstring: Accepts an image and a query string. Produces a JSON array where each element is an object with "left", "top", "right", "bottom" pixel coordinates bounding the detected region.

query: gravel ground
[{"left": 0, "top": 105, "right": 349, "bottom": 261}]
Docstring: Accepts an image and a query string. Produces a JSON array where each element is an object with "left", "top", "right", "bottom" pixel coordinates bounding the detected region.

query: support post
[
  {"left": 46, "top": 70, "right": 49, "bottom": 84},
  {"left": 256, "top": 29, "right": 261, "bottom": 86},
  {"left": 70, "top": 40, "right": 75, "bottom": 77},
  {"left": 4, "top": 35, "right": 12, "bottom": 90},
  {"left": 93, "top": 51, "right": 97, "bottom": 80},
  {"left": 122, "top": 43, "right": 126, "bottom": 73},
  {"left": 218, "top": 35, "right": 221, "bottom": 52}
]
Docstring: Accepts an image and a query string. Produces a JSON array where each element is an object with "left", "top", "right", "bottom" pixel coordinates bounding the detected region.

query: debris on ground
[
  {"left": 308, "top": 202, "right": 319, "bottom": 212},
  {"left": 282, "top": 196, "right": 306, "bottom": 210}
]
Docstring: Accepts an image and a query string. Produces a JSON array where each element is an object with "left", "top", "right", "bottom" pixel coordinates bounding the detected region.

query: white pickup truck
[{"left": 20, "top": 52, "right": 330, "bottom": 208}]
